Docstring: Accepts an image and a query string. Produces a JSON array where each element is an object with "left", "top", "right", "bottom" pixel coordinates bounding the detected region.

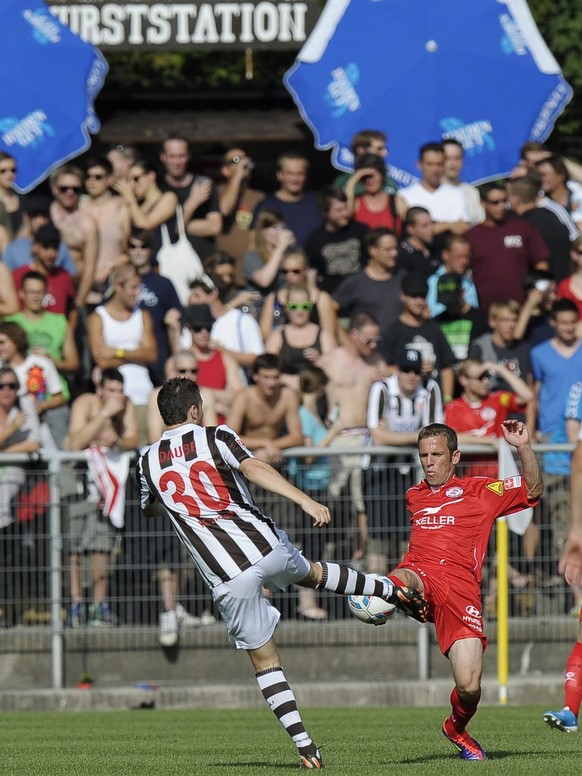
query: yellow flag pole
[{"left": 497, "top": 515, "right": 509, "bottom": 704}]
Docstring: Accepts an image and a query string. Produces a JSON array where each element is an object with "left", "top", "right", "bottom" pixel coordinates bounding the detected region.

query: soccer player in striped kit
[{"left": 137, "top": 377, "right": 427, "bottom": 769}]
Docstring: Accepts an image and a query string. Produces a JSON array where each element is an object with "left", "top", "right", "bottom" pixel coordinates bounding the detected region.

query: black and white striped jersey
[
  {"left": 137, "top": 423, "right": 279, "bottom": 589},
  {"left": 367, "top": 374, "right": 444, "bottom": 433}
]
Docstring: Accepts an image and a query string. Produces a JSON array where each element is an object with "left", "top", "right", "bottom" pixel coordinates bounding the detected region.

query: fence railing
[{"left": 0, "top": 443, "right": 576, "bottom": 689}]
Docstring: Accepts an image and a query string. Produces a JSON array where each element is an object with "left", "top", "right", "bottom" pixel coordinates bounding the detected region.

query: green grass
[{"left": 0, "top": 706, "right": 577, "bottom": 775}]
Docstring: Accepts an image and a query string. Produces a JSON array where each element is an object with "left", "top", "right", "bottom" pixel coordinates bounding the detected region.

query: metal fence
[{"left": 0, "top": 445, "right": 577, "bottom": 689}]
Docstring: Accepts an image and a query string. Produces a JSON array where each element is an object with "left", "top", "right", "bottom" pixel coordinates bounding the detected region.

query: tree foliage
[{"left": 100, "top": 2, "right": 581, "bottom": 151}]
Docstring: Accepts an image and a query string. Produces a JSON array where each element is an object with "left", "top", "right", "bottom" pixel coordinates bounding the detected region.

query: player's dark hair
[
  {"left": 157, "top": 377, "right": 202, "bottom": 426},
  {"left": 418, "top": 423, "right": 458, "bottom": 455}
]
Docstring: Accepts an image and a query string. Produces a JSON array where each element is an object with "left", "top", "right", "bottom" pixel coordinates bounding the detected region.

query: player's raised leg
[{"left": 307, "top": 562, "right": 429, "bottom": 623}]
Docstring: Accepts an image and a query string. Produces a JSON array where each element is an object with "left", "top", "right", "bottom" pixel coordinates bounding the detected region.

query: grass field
[{"left": 0, "top": 706, "right": 577, "bottom": 775}]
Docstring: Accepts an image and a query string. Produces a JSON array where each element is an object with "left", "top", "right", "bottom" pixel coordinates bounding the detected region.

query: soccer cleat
[
  {"left": 442, "top": 720, "right": 486, "bottom": 760},
  {"left": 543, "top": 708, "right": 578, "bottom": 733},
  {"left": 379, "top": 577, "right": 429, "bottom": 623},
  {"left": 299, "top": 748, "right": 323, "bottom": 769},
  {"left": 159, "top": 610, "right": 179, "bottom": 647}
]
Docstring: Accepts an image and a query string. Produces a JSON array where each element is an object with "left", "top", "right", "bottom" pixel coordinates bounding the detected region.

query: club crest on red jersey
[
  {"left": 486, "top": 481, "right": 504, "bottom": 496},
  {"left": 445, "top": 486, "right": 463, "bottom": 498}
]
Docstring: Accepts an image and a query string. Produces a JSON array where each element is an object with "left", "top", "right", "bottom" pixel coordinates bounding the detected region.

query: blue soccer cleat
[
  {"left": 543, "top": 708, "right": 578, "bottom": 733},
  {"left": 442, "top": 719, "right": 486, "bottom": 760}
]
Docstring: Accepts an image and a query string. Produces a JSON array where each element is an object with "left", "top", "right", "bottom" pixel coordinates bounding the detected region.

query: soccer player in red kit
[
  {"left": 544, "top": 425, "right": 582, "bottom": 733},
  {"left": 381, "top": 421, "right": 543, "bottom": 759}
]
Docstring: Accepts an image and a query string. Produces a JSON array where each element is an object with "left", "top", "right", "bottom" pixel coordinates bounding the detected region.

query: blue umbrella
[
  {"left": 0, "top": 0, "right": 108, "bottom": 193},
  {"left": 284, "top": 0, "right": 573, "bottom": 185}
]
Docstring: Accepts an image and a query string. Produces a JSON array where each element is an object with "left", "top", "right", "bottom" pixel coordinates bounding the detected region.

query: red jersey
[
  {"left": 404, "top": 473, "right": 537, "bottom": 584},
  {"left": 445, "top": 391, "right": 523, "bottom": 438}
]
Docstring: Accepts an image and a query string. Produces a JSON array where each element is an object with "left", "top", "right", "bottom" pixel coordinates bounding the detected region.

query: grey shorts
[
  {"left": 212, "top": 529, "right": 310, "bottom": 650},
  {"left": 66, "top": 499, "right": 115, "bottom": 555}
]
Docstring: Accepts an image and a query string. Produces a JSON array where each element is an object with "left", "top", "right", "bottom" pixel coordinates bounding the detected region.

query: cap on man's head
[
  {"left": 401, "top": 272, "right": 428, "bottom": 298},
  {"left": 397, "top": 347, "right": 423, "bottom": 374},
  {"left": 33, "top": 223, "right": 61, "bottom": 248},
  {"left": 182, "top": 303, "right": 215, "bottom": 330},
  {"left": 436, "top": 272, "right": 463, "bottom": 306}
]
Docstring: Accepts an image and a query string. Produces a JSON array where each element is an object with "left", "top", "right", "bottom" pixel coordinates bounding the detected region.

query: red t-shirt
[
  {"left": 557, "top": 276, "right": 582, "bottom": 319},
  {"left": 445, "top": 391, "right": 523, "bottom": 438},
  {"left": 13, "top": 264, "right": 76, "bottom": 316},
  {"left": 403, "top": 473, "right": 538, "bottom": 584}
]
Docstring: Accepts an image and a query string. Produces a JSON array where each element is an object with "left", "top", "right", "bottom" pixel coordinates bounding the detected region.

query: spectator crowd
[{"left": 1, "top": 133, "right": 582, "bottom": 641}]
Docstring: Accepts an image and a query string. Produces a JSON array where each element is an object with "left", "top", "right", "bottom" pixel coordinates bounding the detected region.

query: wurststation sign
[{"left": 47, "top": 1, "right": 320, "bottom": 51}]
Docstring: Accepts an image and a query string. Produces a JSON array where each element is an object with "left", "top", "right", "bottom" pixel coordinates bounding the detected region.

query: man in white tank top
[{"left": 88, "top": 263, "right": 157, "bottom": 446}]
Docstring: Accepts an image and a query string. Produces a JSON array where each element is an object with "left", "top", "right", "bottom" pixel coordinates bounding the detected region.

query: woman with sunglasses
[
  {"left": 114, "top": 158, "right": 178, "bottom": 250},
  {"left": 0, "top": 152, "right": 23, "bottom": 241},
  {"left": 258, "top": 249, "right": 337, "bottom": 341},
  {"left": 264, "top": 285, "right": 335, "bottom": 391},
  {"left": 0, "top": 366, "right": 40, "bottom": 627},
  {"left": 242, "top": 209, "right": 295, "bottom": 310}
]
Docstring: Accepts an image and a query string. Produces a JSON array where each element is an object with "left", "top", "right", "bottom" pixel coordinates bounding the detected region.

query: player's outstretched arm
[
  {"left": 240, "top": 457, "right": 331, "bottom": 526},
  {"left": 501, "top": 419, "right": 543, "bottom": 501},
  {"left": 559, "top": 438, "right": 582, "bottom": 586}
]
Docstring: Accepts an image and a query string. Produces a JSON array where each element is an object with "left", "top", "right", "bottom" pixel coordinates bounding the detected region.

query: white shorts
[{"left": 212, "top": 529, "right": 311, "bottom": 650}]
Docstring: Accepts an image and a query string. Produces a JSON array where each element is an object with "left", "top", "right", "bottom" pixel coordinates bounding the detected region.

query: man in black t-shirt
[
  {"left": 381, "top": 272, "right": 457, "bottom": 401},
  {"left": 305, "top": 186, "right": 368, "bottom": 295}
]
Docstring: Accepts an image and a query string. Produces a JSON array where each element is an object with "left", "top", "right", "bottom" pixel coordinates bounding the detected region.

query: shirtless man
[
  {"left": 65, "top": 367, "right": 137, "bottom": 627},
  {"left": 81, "top": 157, "right": 131, "bottom": 304},
  {"left": 227, "top": 353, "right": 302, "bottom": 465},
  {"left": 49, "top": 165, "right": 98, "bottom": 307},
  {"left": 318, "top": 312, "right": 390, "bottom": 561}
]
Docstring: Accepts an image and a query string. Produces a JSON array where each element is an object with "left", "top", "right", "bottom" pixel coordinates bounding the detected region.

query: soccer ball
[{"left": 347, "top": 594, "right": 396, "bottom": 626}]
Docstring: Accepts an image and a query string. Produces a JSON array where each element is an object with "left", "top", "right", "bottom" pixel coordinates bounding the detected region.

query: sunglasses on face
[
  {"left": 176, "top": 367, "right": 198, "bottom": 375},
  {"left": 58, "top": 185, "right": 81, "bottom": 194},
  {"left": 0, "top": 382, "right": 18, "bottom": 390},
  {"left": 86, "top": 173, "right": 106, "bottom": 181},
  {"left": 128, "top": 242, "right": 148, "bottom": 251},
  {"left": 354, "top": 330, "right": 382, "bottom": 346},
  {"left": 286, "top": 301, "right": 313, "bottom": 312}
]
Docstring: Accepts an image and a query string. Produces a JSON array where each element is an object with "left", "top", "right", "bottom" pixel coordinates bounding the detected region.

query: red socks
[
  {"left": 564, "top": 641, "right": 582, "bottom": 718},
  {"left": 446, "top": 686, "right": 481, "bottom": 734}
]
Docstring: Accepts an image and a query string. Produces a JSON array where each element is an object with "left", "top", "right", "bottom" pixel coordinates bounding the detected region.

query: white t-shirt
[
  {"left": 210, "top": 309, "right": 264, "bottom": 355},
  {"left": 399, "top": 181, "right": 469, "bottom": 223}
]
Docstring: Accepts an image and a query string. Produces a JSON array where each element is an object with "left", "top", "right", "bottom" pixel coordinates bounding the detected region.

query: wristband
[
  {"left": 443, "top": 394, "right": 453, "bottom": 402},
  {"left": 114, "top": 348, "right": 125, "bottom": 360}
]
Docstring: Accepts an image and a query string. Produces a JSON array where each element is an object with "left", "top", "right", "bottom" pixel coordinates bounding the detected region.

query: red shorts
[{"left": 394, "top": 560, "right": 488, "bottom": 657}]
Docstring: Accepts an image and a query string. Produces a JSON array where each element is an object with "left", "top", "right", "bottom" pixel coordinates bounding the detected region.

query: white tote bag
[{"left": 157, "top": 205, "right": 215, "bottom": 305}]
